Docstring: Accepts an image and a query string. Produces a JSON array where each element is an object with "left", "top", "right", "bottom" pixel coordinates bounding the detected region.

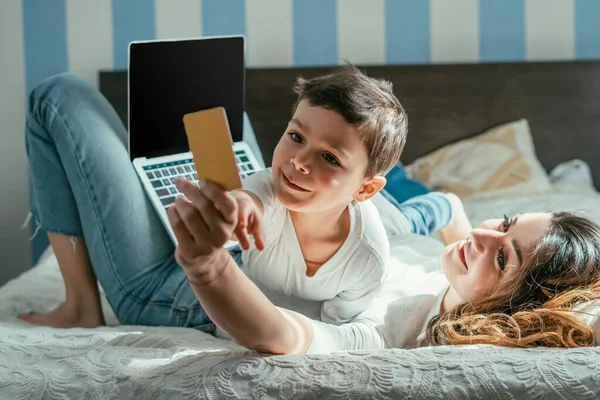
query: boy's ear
[{"left": 353, "top": 176, "right": 386, "bottom": 203}]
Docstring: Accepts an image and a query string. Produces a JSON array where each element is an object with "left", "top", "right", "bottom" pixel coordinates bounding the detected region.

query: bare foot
[{"left": 18, "top": 302, "right": 105, "bottom": 328}]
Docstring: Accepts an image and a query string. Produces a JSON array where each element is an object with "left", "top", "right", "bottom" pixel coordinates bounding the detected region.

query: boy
[{"left": 230, "top": 64, "right": 409, "bottom": 324}]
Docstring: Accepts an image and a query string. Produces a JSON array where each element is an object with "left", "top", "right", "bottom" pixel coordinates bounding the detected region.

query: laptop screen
[{"left": 128, "top": 36, "right": 244, "bottom": 161}]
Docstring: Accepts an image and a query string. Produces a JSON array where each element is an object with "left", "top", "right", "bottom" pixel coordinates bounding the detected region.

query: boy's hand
[
  {"left": 439, "top": 192, "right": 472, "bottom": 246},
  {"left": 168, "top": 178, "right": 237, "bottom": 277},
  {"left": 231, "top": 191, "right": 265, "bottom": 251}
]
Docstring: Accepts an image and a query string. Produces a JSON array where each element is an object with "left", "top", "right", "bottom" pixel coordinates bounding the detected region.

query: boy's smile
[
  {"left": 271, "top": 100, "right": 371, "bottom": 213},
  {"left": 281, "top": 171, "right": 310, "bottom": 192}
]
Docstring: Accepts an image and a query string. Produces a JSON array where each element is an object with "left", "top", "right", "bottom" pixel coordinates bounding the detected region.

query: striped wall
[
  {"left": 16, "top": 0, "right": 600, "bottom": 89},
  {"left": 1, "top": 0, "right": 600, "bottom": 271}
]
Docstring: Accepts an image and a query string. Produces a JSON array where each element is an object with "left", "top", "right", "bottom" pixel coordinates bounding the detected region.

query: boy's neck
[{"left": 289, "top": 202, "right": 351, "bottom": 240}]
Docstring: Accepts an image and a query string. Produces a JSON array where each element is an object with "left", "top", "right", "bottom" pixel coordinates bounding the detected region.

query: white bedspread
[{"left": 2, "top": 181, "right": 600, "bottom": 399}]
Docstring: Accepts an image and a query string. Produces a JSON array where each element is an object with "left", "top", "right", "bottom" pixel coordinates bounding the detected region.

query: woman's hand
[{"left": 167, "top": 178, "right": 236, "bottom": 284}]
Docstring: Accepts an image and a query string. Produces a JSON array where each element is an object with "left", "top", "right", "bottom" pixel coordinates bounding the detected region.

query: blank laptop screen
[{"left": 128, "top": 36, "right": 244, "bottom": 161}]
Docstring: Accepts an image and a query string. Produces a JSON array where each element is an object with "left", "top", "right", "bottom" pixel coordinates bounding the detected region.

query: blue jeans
[
  {"left": 380, "top": 189, "right": 452, "bottom": 237},
  {"left": 25, "top": 73, "right": 450, "bottom": 332},
  {"left": 25, "top": 73, "right": 237, "bottom": 333}
]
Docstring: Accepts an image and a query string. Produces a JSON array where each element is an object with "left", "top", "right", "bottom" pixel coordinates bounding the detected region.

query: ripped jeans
[{"left": 25, "top": 73, "right": 246, "bottom": 332}]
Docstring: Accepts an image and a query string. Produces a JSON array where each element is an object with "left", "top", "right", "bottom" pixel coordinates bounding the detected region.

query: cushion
[{"left": 405, "top": 119, "right": 553, "bottom": 199}]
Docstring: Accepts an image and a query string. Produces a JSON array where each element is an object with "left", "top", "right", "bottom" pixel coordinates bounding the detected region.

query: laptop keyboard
[{"left": 143, "top": 149, "right": 256, "bottom": 213}]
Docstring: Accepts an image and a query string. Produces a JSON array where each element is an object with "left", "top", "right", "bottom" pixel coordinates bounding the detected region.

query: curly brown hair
[
  {"left": 292, "top": 63, "right": 407, "bottom": 177},
  {"left": 426, "top": 212, "right": 600, "bottom": 348}
]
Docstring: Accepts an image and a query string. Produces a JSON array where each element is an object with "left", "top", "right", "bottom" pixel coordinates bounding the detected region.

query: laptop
[{"left": 128, "top": 36, "right": 263, "bottom": 245}]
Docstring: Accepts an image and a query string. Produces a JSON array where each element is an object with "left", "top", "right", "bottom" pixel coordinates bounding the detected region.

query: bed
[{"left": 2, "top": 61, "right": 600, "bottom": 398}]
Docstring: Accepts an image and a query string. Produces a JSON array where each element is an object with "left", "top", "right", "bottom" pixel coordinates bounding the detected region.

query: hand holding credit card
[{"left": 183, "top": 107, "right": 242, "bottom": 191}]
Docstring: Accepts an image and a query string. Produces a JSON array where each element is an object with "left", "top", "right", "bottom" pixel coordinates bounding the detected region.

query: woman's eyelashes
[
  {"left": 497, "top": 247, "right": 506, "bottom": 271},
  {"left": 495, "top": 215, "right": 512, "bottom": 272},
  {"left": 501, "top": 214, "right": 512, "bottom": 232}
]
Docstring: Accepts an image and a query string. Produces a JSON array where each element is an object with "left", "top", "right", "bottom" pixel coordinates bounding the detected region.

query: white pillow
[{"left": 406, "top": 119, "right": 553, "bottom": 199}]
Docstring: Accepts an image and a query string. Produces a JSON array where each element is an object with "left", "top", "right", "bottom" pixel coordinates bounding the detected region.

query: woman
[{"left": 21, "top": 73, "right": 600, "bottom": 354}]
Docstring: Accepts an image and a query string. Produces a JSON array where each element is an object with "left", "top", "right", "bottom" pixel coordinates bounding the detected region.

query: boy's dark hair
[{"left": 292, "top": 63, "right": 407, "bottom": 177}]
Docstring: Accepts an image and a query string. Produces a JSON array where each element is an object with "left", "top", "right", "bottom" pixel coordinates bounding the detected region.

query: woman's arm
[
  {"left": 168, "top": 178, "right": 314, "bottom": 354},
  {"left": 168, "top": 178, "right": 387, "bottom": 354},
  {"left": 185, "top": 248, "right": 312, "bottom": 354}
]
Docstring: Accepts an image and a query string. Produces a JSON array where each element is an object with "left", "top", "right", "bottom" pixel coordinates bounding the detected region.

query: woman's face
[{"left": 441, "top": 212, "right": 552, "bottom": 302}]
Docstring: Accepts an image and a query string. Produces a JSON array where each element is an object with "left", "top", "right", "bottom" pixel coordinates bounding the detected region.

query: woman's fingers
[
  {"left": 197, "top": 181, "right": 238, "bottom": 224},
  {"left": 167, "top": 202, "right": 204, "bottom": 259},
  {"left": 174, "top": 178, "right": 236, "bottom": 246},
  {"left": 176, "top": 178, "right": 237, "bottom": 222}
]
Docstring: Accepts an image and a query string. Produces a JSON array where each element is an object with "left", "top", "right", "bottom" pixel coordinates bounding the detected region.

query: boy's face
[{"left": 271, "top": 100, "right": 373, "bottom": 213}]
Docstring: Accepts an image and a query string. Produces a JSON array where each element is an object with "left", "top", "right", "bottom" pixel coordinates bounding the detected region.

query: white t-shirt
[
  {"left": 304, "top": 233, "right": 450, "bottom": 354},
  {"left": 307, "top": 284, "right": 447, "bottom": 353},
  {"left": 241, "top": 169, "right": 390, "bottom": 325}
]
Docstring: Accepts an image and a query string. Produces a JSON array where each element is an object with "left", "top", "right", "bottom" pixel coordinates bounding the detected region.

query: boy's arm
[
  {"left": 230, "top": 190, "right": 266, "bottom": 249},
  {"left": 228, "top": 168, "right": 272, "bottom": 245},
  {"left": 391, "top": 191, "right": 472, "bottom": 245},
  {"left": 438, "top": 193, "right": 472, "bottom": 245},
  {"left": 232, "top": 189, "right": 265, "bottom": 214}
]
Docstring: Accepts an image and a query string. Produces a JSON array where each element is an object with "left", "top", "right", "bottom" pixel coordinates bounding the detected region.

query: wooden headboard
[{"left": 99, "top": 61, "right": 600, "bottom": 188}]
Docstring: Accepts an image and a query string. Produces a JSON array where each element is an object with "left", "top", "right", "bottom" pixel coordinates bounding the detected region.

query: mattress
[{"left": 1, "top": 181, "right": 600, "bottom": 399}]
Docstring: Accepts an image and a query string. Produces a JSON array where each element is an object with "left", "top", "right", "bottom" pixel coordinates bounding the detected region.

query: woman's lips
[
  {"left": 457, "top": 240, "right": 468, "bottom": 270},
  {"left": 282, "top": 172, "right": 309, "bottom": 192}
]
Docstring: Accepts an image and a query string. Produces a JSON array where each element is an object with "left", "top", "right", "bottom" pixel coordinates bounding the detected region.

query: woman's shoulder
[
  {"left": 378, "top": 234, "right": 449, "bottom": 348},
  {"left": 305, "top": 286, "right": 448, "bottom": 353},
  {"left": 383, "top": 287, "right": 448, "bottom": 349}
]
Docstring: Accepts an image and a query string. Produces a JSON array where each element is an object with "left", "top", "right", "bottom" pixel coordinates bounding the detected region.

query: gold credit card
[{"left": 183, "top": 107, "right": 242, "bottom": 191}]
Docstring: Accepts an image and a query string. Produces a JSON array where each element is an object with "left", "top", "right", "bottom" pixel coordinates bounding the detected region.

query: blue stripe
[
  {"left": 202, "top": 0, "right": 246, "bottom": 37},
  {"left": 112, "top": 0, "right": 156, "bottom": 70},
  {"left": 23, "top": 0, "right": 69, "bottom": 265},
  {"left": 22, "top": 0, "right": 68, "bottom": 95},
  {"left": 575, "top": 0, "right": 600, "bottom": 59},
  {"left": 292, "top": 0, "right": 337, "bottom": 66},
  {"left": 385, "top": 0, "right": 430, "bottom": 64},
  {"left": 479, "top": 0, "right": 525, "bottom": 62}
]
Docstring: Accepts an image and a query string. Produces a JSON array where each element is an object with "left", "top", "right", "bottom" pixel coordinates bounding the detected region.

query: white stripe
[
  {"left": 337, "top": 0, "right": 385, "bottom": 65},
  {"left": 525, "top": 0, "right": 574, "bottom": 61},
  {"left": 155, "top": 0, "right": 202, "bottom": 40},
  {"left": 246, "top": 0, "right": 293, "bottom": 67},
  {"left": 0, "top": 1, "right": 30, "bottom": 271},
  {"left": 66, "top": 0, "right": 114, "bottom": 86},
  {"left": 430, "top": 0, "right": 479, "bottom": 63}
]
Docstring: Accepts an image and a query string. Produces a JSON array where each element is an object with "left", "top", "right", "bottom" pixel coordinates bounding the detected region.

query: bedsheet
[{"left": 2, "top": 182, "right": 600, "bottom": 399}]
